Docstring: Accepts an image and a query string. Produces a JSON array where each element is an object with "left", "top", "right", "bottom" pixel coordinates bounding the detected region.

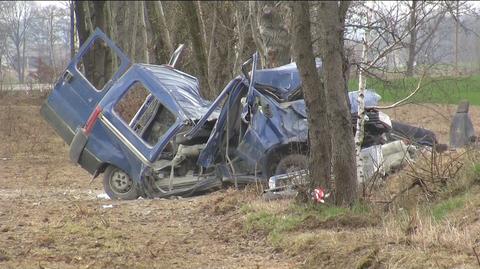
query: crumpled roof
[
  {"left": 136, "top": 64, "right": 219, "bottom": 121},
  {"left": 254, "top": 59, "right": 322, "bottom": 95},
  {"left": 348, "top": 90, "right": 382, "bottom": 113}
]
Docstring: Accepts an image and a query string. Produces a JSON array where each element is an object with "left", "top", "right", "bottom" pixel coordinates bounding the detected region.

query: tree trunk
[
  {"left": 249, "top": 2, "right": 267, "bottom": 68},
  {"left": 157, "top": 2, "right": 173, "bottom": 55},
  {"left": 196, "top": 1, "right": 208, "bottom": 58},
  {"left": 455, "top": 0, "right": 459, "bottom": 76},
  {"left": 137, "top": 1, "right": 149, "bottom": 63},
  {"left": 232, "top": 3, "right": 250, "bottom": 74},
  {"left": 319, "top": 1, "right": 357, "bottom": 206},
  {"left": 291, "top": 2, "right": 331, "bottom": 191},
  {"left": 74, "top": 1, "right": 92, "bottom": 46},
  {"left": 145, "top": 1, "right": 172, "bottom": 64},
  {"left": 354, "top": 13, "right": 370, "bottom": 187},
  {"left": 16, "top": 43, "right": 22, "bottom": 83},
  {"left": 70, "top": 0, "right": 75, "bottom": 59},
  {"left": 75, "top": 1, "right": 113, "bottom": 89},
  {"left": 180, "top": 1, "right": 211, "bottom": 99},
  {"left": 251, "top": 2, "right": 291, "bottom": 68},
  {"left": 406, "top": 0, "right": 417, "bottom": 77}
]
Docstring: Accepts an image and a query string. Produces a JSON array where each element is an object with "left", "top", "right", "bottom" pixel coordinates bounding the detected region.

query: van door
[
  {"left": 99, "top": 77, "right": 184, "bottom": 165},
  {"left": 41, "top": 28, "right": 131, "bottom": 144}
]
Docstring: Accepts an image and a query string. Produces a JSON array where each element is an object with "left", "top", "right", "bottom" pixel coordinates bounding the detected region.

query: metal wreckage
[{"left": 41, "top": 29, "right": 443, "bottom": 200}]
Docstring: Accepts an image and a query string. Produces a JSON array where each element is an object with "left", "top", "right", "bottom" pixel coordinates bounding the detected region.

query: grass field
[{"left": 349, "top": 75, "right": 480, "bottom": 105}]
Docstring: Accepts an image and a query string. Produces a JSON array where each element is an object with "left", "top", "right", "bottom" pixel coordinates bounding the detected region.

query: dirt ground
[
  {"left": 0, "top": 93, "right": 476, "bottom": 268},
  {"left": 0, "top": 94, "right": 297, "bottom": 269}
]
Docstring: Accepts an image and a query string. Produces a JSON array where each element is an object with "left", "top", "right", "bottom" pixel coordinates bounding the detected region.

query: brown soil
[
  {"left": 387, "top": 102, "right": 480, "bottom": 144},
  {"left": 0, "top": 94, "right": 296, "bottom": 269}
]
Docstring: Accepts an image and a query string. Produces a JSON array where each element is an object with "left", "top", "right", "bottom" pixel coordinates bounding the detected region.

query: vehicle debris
[
  {"left": 97, "top": 193, "right": 110, "bottom": 200},
  {"left": 450, "top": 100, "right": 476, "bottom": 148},
  {"left": 41, "top": 29, "right": 439, "bottom": 200}
]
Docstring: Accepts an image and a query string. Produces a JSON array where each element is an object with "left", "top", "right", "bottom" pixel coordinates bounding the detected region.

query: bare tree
[
  {"left": 291, "top": 2, "right": 332, "bottom": 192},
  {"left": 145, "top": 1, "right": 173, "bottom": 64},
  {"left": 74, "top": 1, "right": 114, "bottom": 88},
  {"left": 0, "top": 1, "right": 34, "bottom": 83},
  {"left": 249, "top": 1, "right": 291, "bottom": 68},
  {"left": 319, "top": 1, "right": 357, "bottom": 206},
  {"left": 180, "top": 1, "right": 211, "bottom": 99},
  {"left": 32, "top": 5, "right": 69, "bottom": 81}
]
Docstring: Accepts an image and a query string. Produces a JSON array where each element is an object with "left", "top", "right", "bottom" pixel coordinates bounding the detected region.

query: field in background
[{"left": 349, "top": 75, "right": 480, "bottom": 106}]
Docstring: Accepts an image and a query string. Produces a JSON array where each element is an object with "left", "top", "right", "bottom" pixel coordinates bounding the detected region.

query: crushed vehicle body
[{"left": 41, "top": 29, "right": 438, "bottom": 200}]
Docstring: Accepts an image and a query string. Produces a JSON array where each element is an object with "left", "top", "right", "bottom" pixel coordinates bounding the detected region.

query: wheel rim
[
  {"left": 284, "top": 164, "right": 302, "bottom": 174},
  {"left": 109, "top": 169, "right": 133, "bottom": 194},
  {"left": 277, "top": 160, "right": 307, "bottom": 175}
]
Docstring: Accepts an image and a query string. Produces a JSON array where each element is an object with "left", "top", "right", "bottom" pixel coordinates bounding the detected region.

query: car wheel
[
  {"left": 274, "top": 154, "right": 308, "bottom": 175},
  {"left": 103, "top": 166, "right": 140, "bottom": 200}
]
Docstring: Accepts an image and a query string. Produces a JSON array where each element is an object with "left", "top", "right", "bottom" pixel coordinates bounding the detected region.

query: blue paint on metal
[{"left": 42, "top": 29, "right": 338, "bottom": 190}]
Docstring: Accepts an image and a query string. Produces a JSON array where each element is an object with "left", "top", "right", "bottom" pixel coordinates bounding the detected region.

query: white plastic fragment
[
  {"left": 96, "top": 193, "right": 111, "bottom": 200},
  {"left": 102, "top": 204, "right": 113, "bottom": 209}
]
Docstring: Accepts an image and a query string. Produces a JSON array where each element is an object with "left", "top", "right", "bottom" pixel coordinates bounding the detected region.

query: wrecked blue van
[{"left": 41, "top": 29, "right": 397, "bottom": 200}]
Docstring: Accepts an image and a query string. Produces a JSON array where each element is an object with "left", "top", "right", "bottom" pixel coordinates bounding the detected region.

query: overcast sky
[{"left": 35, "top": 1, "right": 66, "bottom": 8}]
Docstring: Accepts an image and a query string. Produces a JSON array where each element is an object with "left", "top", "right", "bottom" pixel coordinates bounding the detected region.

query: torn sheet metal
[
  {"left": 254, "top": 59, "right": 322, "bottom": 98},
  {"left": 138, "top": 65, "right": 220, "bottom": 121},
  {"left": 236, "top": 92, "right": 308, "bottom": 165}
]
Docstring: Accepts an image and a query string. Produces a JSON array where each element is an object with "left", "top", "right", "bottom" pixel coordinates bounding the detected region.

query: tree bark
[
  {"left": 406, "top": 0, "right": 417, "bottom": 77},
  {"left": 249, "top": 2, "right": 267, "bottom": 68},
  {"left": 455, "top": 0, "right": 459, "bottom": 75},
  {"left": 70, "top": 0, "right": 75, "bottom": 59},
  {"left": 145, "top": 1, "right": 172, "bottom": 64},
  {"left": 354, "top": 10, "right": 370, "bottom": 186},
  {"left": 157, "top": 2, "right": 173, "bottom": 55},
  {"left": 319, "top": 1, "right": 357, "bottom": 206},
  {"left": 180, "top": 1, "right": 211, "bottom": 99},
  {"left": 291, "top": 2, "right": 331, "bottom": 190},
  {"left": 251, "top": 1, "right": 291, "bottom": 68},
  {"left": 130, "top": 2, "right": 139, "bottom": 60},
  {"left": 137, "top": 1, "right": 149, "bottom": 63},
  {"left": 74, "top": 0, "right": 113, "bottom": 89}
]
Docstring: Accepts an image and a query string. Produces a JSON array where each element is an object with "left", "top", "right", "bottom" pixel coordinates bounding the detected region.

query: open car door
[{"left": 41, "top": 28, "right": 131, "bottom": 145}]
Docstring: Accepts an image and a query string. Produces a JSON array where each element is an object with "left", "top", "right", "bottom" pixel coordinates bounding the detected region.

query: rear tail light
[{"left": 84, "top": 105, "right": 102, "bottom": 135}]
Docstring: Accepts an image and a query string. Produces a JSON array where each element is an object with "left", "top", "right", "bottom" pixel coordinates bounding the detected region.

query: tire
[
  {"left": 103, "top": 166, "right": 140, "bottom": 200},
  {"left": 274, "top": 154, "right": 308, "bottom": 175}
]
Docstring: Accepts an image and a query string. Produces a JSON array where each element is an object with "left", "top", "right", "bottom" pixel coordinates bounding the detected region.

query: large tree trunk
[
  {"left": 291, "top": 2, "right": 331, "bottom": 191},
  {"left": 406, "top": 0, "right": 417, "bottom": 77},
  {"left": 180, "top": 1, "right": 211, "bottom": 99},
  {"left": 203, "top": 2, "right": 236, "bottom": 97},
  {"left": 70, "top": 0, "right": 75, "bottom": 59},
  {"left": 319, "top": 1, "right": 357, "bottom": 206},
  {"left": 74, "top": 1, "right": 91, "bottom": 46},
  {"left": 136, "top": 1, "right": 149, "bottom": 63},
  {"left": 74, "top": 1, "right": 114, "bottom": 89},
  {"left": 145, "top": 1, "right": 173, "bottom": 64},
  {"left": 250, "top": 1, "right": 291, "bottom": 68}
]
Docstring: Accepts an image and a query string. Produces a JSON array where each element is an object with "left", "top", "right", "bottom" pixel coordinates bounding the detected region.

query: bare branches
[{"left": 376, "top": 71, "right": 426, "bottom": 110}]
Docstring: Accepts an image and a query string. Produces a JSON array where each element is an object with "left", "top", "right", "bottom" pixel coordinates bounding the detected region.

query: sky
[{"left": 35, "top": 1, "right": 66, "bottom": 8}]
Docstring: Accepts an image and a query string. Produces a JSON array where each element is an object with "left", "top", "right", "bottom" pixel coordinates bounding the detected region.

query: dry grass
[{"left": 237, "top": 147, "right": 480, "bottom": 268}]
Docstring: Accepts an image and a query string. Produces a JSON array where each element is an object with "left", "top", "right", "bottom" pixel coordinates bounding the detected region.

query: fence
[{"left": 0, "top": 83, "right": 53, "bottom": 92}]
